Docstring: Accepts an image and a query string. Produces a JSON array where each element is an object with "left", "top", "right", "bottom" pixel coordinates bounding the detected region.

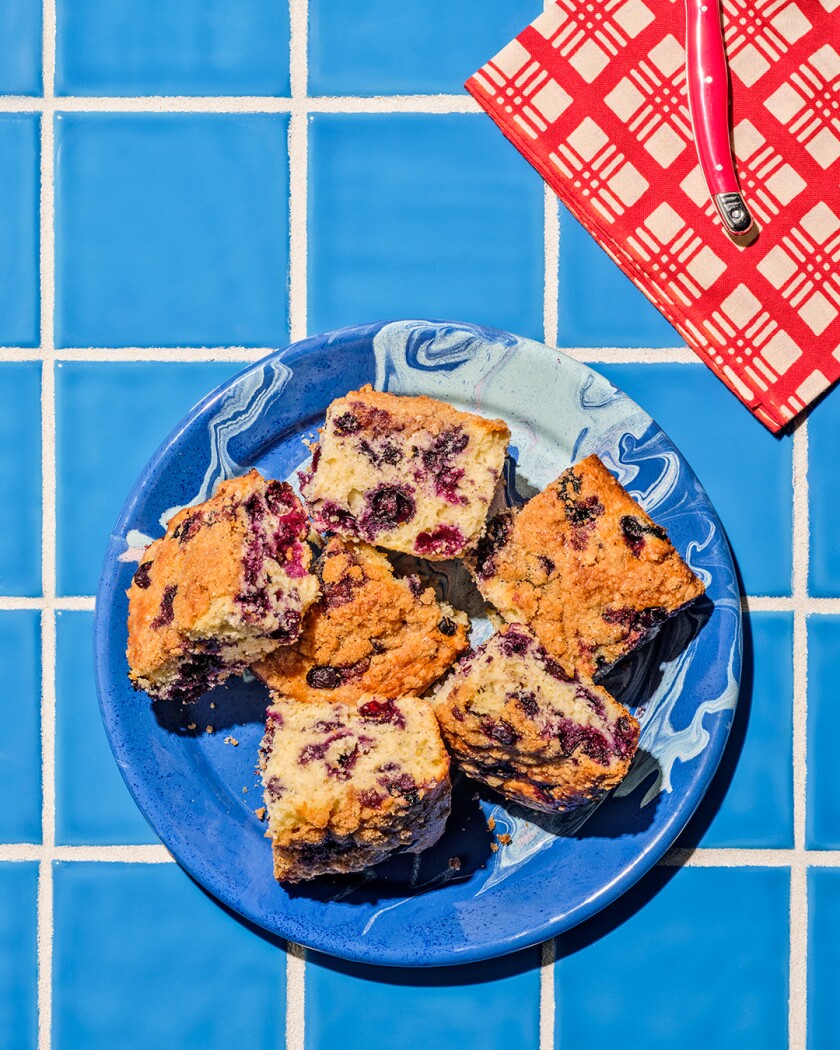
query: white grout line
[
  {"left": 790, "top": 420, "right": 810, "bottom": 1050},
  {"left": 789, "top": 861, "right": 808, "bottom": 1050},
  {"left": 0, "top": 844, "right": 174, "bottom": 863},
  {"left": 285, "top": 941, "right": 306, "bottom": 1050},
  {"left": 53, "top": 845, "right": 173, "bottom": 862},
  {"left": 305, "top": 94, "right": 481, "bottom": 113},
  {"left": 3, "top": 844, "right": 840, "bottom": 865},
  {"left": 0, "top": 597, "right": 96, "bottom": 611},
  {"left": 52, "top": 346, "right": 273, "bottom": 363},
  {"left": 0, "top": 347, "right": 42, "bottom": 361},
  {"left": 792, "top": 422, "right": 810, "bottom": 856},
  {"left": 285, "top": 8, "right": 308, "bottom": 1049},
  {"left": 37, "top": 6, "right": 56, "bottom": 1045},
  {"left": 0, "top": 344, "right": 708, "bottom": 365},
  {"left": 287, "top": 117, "right": 307, "bottom": 340},
  {"left": 666, "top": 849, "right": 840, "bottom": 867},
  {"left": 0, "top": 94, "right": 481, "bottom": 114},
  {"left": 6, "top": 594, "right": 840, "bottom": 614},
  {"left": 562, "top": 345, "right": 698, "bottom": 363},
  {"left": 543, "top": 187, "right": 559, "bottom": 350},
  {"left": 36, "top": 856, "right": 53, "bottom": 1050},
  {"left": 287, "top": 0, "right": 308, "bottom": 338},
  {"left": 539, "top": 939, "right": 556, "bottom": 1050}
]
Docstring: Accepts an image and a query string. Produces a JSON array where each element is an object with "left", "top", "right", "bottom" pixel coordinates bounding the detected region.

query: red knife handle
[{"left": 685, "top": 0, "right": 754, "bottom": 235}]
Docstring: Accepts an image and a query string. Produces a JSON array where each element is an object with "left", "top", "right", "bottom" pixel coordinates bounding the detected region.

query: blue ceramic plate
[{"left": 95, "top": 320, "right": 741, "bottom": 966}]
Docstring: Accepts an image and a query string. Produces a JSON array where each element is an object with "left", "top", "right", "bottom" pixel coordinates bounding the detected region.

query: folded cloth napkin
[{"left": 467, "top": 0, "right": 840, "bottom": 432}]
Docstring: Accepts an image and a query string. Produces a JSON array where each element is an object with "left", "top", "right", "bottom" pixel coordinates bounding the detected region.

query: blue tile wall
[
  {"left": 555, "top": 866, "right": 789, "bottom": 1050},
  {"left": 305, "top": 947, "right": 541, "bottom": 1050},
  {"left": 558, "top": 207, "right": 684, "bottom": 347},
  {"left": 0, "top": 1, "right": 824, "bottom": 1042},
  {"left": 596, "top": 363, "right": 793, "bottom": 596},
  {"left": 0, "top": 864, "right": 38, "bottom": 1050},
  {"left": 0, "top": 612, "right": 41, "bottom": 844},
  {"left": 309, "top": 0, "right": 538, "bottom": 96},
  {"left": 0, "top": 1, "right": 42, "bottom": 95},
  {"left": 807, "top": 386, "right": 840, "bottom": 597},
  {"left": 808, "top": 869, "right": 840, "bottom": 1050},
  {"left": 55, "top": 0, "right": 290, "bottom": 97},
  {"left": 54, "top": 113, "right": 290, "bottom": 348},
  {"left": 52, "top": 862, "right": 286, "bottom": 1050},
  {"left": 307, "top": 114, "right": 545, "bottom": 341},
  {"left": 56, "top": 611, "right": 158, "bottom": 845},
  {"left": 678, "top": 611, "right": 793, "bottom": 849},
  {"left": 807, "top": 615, "right": 840, "bottom": 850},
  {"left": 0, "top": 362, "right": 41, "bottom": 596},
  {"left": 55, "top": 361, "right": 238, "bottom": 595},
  {"left": 0, "top": 115, "right": 40, "bottom": 347}
]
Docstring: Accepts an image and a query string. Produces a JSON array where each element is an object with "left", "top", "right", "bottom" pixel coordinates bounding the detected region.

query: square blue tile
[
  {"left": 0, "top": 1, "right": 42, "bottom": 95},
  {"left": 807, "top": 615, "right": 840, "bottom": 850},
  {"left": 308, "top": 114, "right": 544, "bottom": 341},
  {"left": 54, "top": 114, "right": 289, "bottom": 348},
  {"left": 678, "top": 612, "right": 793, "bottom": 849},
  {"left": 55, "top": 361, "right": 238, "bottom": 595},
  {"left": 555, "top": 866, "right": 789, "bottom": 1050},
  {"left": 808, "top": 868, "right": 840, "bottom": 1050},
  {"left": 0, "top": 864, "right": 38, "bottom": 1050},
  {"left": 558, "top": 207, "right": 684, "bottom": 347},
  {"left": 0, "top": 363, "right": 41, "bottom": 596},
  {"left": 596, "top": 363, "right": 793, "bottom": 596},
  {"left": 0, "top": 116, "right": 40, "bottom": 346},
  {"left": 56, "top": 611, "right": 157, "bottom": 845},
  {"left": 0, "top": 612, "right": 41, "bottom": 843},
  {"left": 53, "top": 862, "right": 285, "bottom": 1050},
  {"left": 305, "top": 947, "right": 540, "bottom": 1050},
  {"left": 56, "top": 0, "right": 289, "bottom": 97},
  {"left": 808, "top": 388, "right": 840, "bottom": 597},
  {"left": 309, "top": 0, "right": 537, "bottom": 96}
]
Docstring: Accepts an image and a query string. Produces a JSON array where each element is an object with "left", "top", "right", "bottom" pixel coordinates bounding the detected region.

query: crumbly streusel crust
[
  {"left": 260, "top": 694, "right": 451, "bottom": 882},
  {"left": 252, "top": 537, "right": 470, "bottom": 702},
  {"left": 299, "top": 385, "right": 510, "bottom": 559},
  {"left": 471, "top": 454, "right": 705, "bottom": 677},
  {"left": 126, "top": 469, "right": 319, "bottom": 702},
  {"left": 432, "top": 624, "right": 639, "bottom": 812}
]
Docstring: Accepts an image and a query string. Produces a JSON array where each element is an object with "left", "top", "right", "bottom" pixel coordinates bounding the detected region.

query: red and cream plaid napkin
[{"left": 467, "top": 0, "right": 840, "bottom": 432}]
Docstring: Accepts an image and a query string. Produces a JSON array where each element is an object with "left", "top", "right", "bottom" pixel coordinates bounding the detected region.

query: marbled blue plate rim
[{"left": 94, "top": 319, "right": 741, "bottom": 966}]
